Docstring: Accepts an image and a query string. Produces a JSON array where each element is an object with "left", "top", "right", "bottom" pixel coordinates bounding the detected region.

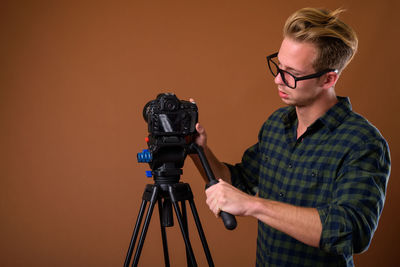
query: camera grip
[{"left": 206, "top": 180, "right": 237, "bottom": 230}]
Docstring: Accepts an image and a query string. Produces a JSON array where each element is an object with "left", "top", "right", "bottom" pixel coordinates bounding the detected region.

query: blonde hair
[{"left": 284, "top": 7, "right": 358, "bottom": 73}]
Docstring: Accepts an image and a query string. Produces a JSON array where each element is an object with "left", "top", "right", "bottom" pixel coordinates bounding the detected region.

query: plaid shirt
[{"left": 227, "top": 97, "right": 390, "bottom": 266}]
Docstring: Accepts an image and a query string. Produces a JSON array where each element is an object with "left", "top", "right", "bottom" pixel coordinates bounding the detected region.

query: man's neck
[{"left": 295, "top": 91, "right": 338, "bottom": 138}]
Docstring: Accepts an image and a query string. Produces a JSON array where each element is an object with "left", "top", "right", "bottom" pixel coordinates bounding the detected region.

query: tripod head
[{"left": 139, "top": 135, "right": 189, "bottom": 185}]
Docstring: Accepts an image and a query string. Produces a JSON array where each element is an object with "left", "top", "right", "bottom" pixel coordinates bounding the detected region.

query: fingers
[
  {"left": 194, "top": 122, "right": 207, "bottom": 147},
  {"left": 207, "top": 198, "right": 221, "bottom": 218},
  {"left": 196, "top": 123, "right": 205, "bottom": 134},
  {"left": 206, "top": 181, "right": 226, "bottom": 217}
]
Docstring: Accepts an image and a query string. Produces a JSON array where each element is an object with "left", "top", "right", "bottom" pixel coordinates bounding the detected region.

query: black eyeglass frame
[{"left": 266, "top": 52, "right": 338, "bottom": 89}]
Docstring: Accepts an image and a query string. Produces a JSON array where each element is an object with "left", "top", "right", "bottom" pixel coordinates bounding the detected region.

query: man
[{"left": 190, "top": 7, "right": 391, "bottom": 266}]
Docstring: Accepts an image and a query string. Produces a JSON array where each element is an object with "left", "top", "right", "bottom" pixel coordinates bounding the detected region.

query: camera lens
[{"left": 142, "top": 101, "right": 152, "bottom": 122}]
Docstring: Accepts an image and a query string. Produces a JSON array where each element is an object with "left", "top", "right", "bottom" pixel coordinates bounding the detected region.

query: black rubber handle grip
[{"left": 220, "top": 210, "right": 237, "bottom": 230}]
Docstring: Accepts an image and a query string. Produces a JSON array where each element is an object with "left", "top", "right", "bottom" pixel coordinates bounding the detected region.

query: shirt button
[
  {"left": 266, "top": 248, "right": 271, "bottom": 256},
  {"left": 279, "top": 192, "right": 285, "bottom": 197},
  {"left": 288, "top": 163, "right": 293, "bottom": 168}
]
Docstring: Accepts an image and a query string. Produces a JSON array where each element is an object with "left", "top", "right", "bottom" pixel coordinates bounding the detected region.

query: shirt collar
[
  {"left": 319, "top": 96, "right": 352, "bottom": 131},
  {"left": 281, "top": 96, "right": 352, "bottom": 132}
]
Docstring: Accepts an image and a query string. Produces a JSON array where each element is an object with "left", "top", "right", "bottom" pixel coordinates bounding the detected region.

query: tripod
[
  {"left": 124, "top": 178, "right": 213, "bottom": 267},
  {"left": 124, "top": 143, "right": 236, "bottom": 267}
]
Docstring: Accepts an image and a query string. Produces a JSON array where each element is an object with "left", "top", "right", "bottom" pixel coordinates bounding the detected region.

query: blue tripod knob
[{"left": 137, "top": 149, "right": 152, "bottom": 163}]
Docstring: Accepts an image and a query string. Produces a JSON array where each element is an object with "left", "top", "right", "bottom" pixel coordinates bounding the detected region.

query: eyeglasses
[{"left": 266, "top": 52, "right": 338, "bottom": 89}]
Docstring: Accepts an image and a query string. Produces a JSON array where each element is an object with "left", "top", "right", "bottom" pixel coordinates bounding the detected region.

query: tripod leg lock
[{"left": 161, "top": 199, "right": 174, "bottom": 227}]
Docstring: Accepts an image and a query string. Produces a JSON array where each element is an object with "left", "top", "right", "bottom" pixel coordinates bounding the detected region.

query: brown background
[{"left": 1, "top": 0, "right": 399, "bottom": 266}]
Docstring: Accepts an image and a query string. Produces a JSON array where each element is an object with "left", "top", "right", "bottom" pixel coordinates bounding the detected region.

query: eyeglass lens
[{"left": 268, "top": 59, "right": 296, "bottom": 88}]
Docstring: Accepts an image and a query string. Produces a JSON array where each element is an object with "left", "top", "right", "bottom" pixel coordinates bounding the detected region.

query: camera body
[{"left": 143, "top": 93, "right": 198, "bottom": 137}]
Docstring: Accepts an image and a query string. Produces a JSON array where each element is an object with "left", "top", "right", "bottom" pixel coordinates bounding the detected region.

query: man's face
[{"left": 275, "top": 37, "right": 324, "bottom": 107}]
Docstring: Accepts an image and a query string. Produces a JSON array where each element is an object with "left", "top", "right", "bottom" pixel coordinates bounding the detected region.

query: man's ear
[{"left": 321, "top": 71, "right": 339, "bottom": 89}]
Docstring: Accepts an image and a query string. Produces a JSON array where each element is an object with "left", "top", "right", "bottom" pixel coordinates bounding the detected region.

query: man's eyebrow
[
  {"left": 286, "top": 66, "right": 302, "bottom": 74},
  {"left": 277, "top": 57, "right": 302, "bottom": 74}
]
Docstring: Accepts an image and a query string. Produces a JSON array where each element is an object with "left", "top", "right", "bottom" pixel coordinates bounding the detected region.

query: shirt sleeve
[
  {"left": 317, "top": 138, "right": 391, "bottom": 256},
  {"left": 224, "top": 123, "right": 267, "bottom": 196},
  {"left": 225, "top": 144, "right": 260, "bottom": 196}
]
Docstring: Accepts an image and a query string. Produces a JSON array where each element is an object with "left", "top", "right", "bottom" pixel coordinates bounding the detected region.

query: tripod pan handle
[{"left": 190, "top": 143, "right": 237, "bottom": 230}]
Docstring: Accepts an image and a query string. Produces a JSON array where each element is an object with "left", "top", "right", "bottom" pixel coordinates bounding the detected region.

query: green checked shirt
[{"left": 227, "top": 97, "right": 390, "bottom": 266}]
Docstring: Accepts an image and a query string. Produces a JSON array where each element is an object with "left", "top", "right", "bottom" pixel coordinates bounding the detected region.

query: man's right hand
[
  {"left": 194, "top": 123, "right": 207, "bottom": 148},
  {"left": 189, "top": 98, "right": 208, "bottom": 148}
]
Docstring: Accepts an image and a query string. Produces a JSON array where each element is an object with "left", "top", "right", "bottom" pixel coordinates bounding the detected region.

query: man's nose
[{"left": 274, "top": 72, "right": 285, "bottom": 85}]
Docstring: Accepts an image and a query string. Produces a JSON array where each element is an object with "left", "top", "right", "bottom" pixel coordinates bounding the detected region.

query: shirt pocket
[{"left": 292, "top": 167, "right": 333, "bottom": 206}]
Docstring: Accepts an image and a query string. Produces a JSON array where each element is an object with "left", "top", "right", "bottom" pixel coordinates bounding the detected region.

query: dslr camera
[{"left": 139, "top": 93, "right": 198, "bottom": 178}]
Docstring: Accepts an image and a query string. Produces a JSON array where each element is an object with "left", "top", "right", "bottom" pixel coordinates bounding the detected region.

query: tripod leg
[
  {"left": 131, "top": 185, "right": 159, "bottom": 267},
  {"left": 158, "top": 198, "right": 170, "bottom": 267},
  {"left": 189, "top": 199, "right": 215, "bottom": 267},
  {"left": 180, "top": 201, "right": 193, "bottom": 267},
  {"left": 170, "top": 197, "right": 197, "bottom": 267},
  {"left": 124, "top": 199, "right": 148, "bottom": 267}
]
